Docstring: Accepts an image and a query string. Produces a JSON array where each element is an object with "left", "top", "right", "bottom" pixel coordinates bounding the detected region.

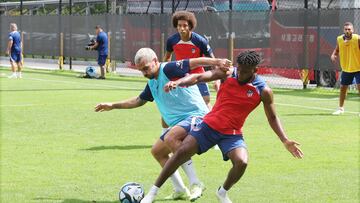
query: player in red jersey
[
  {"left": 141, "top": 51, "right": 303, "bottom": 203},
  {"left": 164, "top": 11, "right": 220, "bottom": 109}
]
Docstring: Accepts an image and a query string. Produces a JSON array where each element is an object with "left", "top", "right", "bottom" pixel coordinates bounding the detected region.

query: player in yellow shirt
[{"left": 331, "top": 22, "right": 360, "bottom": 115}]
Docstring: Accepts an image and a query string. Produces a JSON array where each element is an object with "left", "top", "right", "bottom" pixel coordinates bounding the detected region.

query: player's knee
[
  {"left": 233, "top": 158, "right": 248, "bottom": 169},
  {"left": 163, "top": 135, "right": 178, "bottom": 151},
  {"left": 151, "top": 145, "right": 165, "bottom": 159}
]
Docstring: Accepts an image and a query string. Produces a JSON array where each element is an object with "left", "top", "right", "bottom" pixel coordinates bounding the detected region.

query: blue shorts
[
  {"left": 197, "top": 82, "right": 210, "bottom": 97},
  {"left": 10, "top": 52, "right": 21, "bottom": 63},
  {"left": 189, "top": 121, "right": 247, "bottom": 161},
  {"left": 98, "top": 55, "right": 107, "bottom": 66},
  {"left": 160, "top": 116, "right": 203, "bottom": 141},
  {"left": 340, "top": 71, "right": 360, "bottom": 86}
]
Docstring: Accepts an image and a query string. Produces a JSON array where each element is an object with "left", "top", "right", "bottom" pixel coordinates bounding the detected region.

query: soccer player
[
  {"left": 95, "top": 48, "right": 231, "bottom": 201},
  {"left": 164, "top": 11, "right": 220, "bottom": 109},
  {"left": 6, "top": 23, "right": 23, "bottom": 79},
  {"left": 331, "top": 22, "right": 360, "bottom": 115},
  {"left": 141, "top": 51, "right": 303, "bottom": 203},
  {"left": 163, "top": 11, "right": 221, "bottom": 150},
  {"left": 88, "top": 25, "right": 108, "bottom": 79}
]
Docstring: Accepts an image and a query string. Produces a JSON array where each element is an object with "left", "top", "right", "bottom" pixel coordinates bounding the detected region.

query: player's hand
[
  {"left": 283, "top": 140, "right": 303, "bottom": 158},
  {"left": 95, "top": 103, "right": 114, "bottom": 112},
  {"left": 164, "top": 81, "right": 178, "bottom": 93},
  {"left": 217, "top": 59, "right": 232, "bottom": 72},
  {"left": 5, "top": 50, "right": 9, "bottom": 56},
  {"left": 330, "top": 54, "right": 337, "bottom": 63}
]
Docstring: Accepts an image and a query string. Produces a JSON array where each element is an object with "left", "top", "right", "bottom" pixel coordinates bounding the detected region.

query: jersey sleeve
[
  {"left": 199, "top": 37, "right": 213, "bottom": 57},
  {"left": 96, "top": 34, "right": 102, "bottom": 43},
  {"left": 139, "top": 84, "right": 154, "bottom": 102},
  {"left": 163, "top": 59, "right": 191, "bottom": 79},
  {"left": 8, "top": 34, "right": 13, "bottom": 41},
  {"left": 166, "top": 37, "right": 173, "bottom": 52}
]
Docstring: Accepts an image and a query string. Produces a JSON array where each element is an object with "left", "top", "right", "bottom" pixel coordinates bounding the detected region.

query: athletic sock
[
  {"left": 148, "top": 185, "right": 160, "bottom": 195},
  {"left": 181, "top": 159, "right": 200, "bottom": 185},
  {"left": 170, "top": 170, "right": 187, "bottom": 192},
  {"left": 218, "top": 186, "right": 228, "bottom": 197}
]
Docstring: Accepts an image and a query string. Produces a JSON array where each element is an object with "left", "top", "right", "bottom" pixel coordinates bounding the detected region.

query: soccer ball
[
  {"left": 119, "top": 182, "right": 145, "bottom": 203},
  {"left": 85, "top": 66, "right": 97, "bottom": 78}
]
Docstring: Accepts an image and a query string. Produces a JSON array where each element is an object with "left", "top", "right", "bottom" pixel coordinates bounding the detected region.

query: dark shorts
[
  {"left": 160, "top": 116, "right": 203, "bottom": 141},
  {"left": 197, "top": 82, "right": 210, "bottom": 97},
  {"left": 340, "top": 71, "right": 360, "bottom": 86},
  {"left": 10, "top": 52, "right": 21, "bottom": 63},
  {"left": 98, "top": 55, "right": 107, "bottom": 66},
  {"left": 189, "top": 121, "right": 247, "bottom": 161}
]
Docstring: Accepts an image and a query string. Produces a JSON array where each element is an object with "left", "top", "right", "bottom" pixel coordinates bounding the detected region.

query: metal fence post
[
  {"left": 172, "top": 0, "right": 175, "bottom": 13},
  {"left": 69, "top": 0, "right": 72, "bottom": 70},
  {"left": 161, "top": 33, "right": 165, "bottom": 60},
  {"left": 20, "top": 0, "right": 23, "bottom": 15},
  {"left": 59, "top": 33, "right": 64, "bottom": 70},
  {"left": 315, "top": 0, "right": 321, "bottom": 73},
  {"left": 301, "top": 0, "right": 309, "bottom": 89}
]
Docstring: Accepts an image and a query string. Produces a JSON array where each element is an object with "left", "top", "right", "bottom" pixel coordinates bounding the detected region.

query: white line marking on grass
[
  {"left": 304, "top": 97, "right": 359, "bottom": 101},
  {"left": 210, "top": 96, "right": 359, "bottom": 115},
  {"left": 275, "top": 103, "right": 360, "bottom": 115},
  {"left": 0, "top": 101, "right": 95, "bottom": 107}
]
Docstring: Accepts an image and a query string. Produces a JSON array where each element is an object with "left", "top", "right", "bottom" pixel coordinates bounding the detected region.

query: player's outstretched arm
[
  {"left": 164, "top": 68, "right": 231, "bottom": 92},
  {"left": 189, "top": 57, "right": 232, "bottom": 70},
  {"left": 95, "top": 96, "right": 147, "bottom": 112},
  {"left": 261, "top": 87, "right": 304, "bottom": 159}
]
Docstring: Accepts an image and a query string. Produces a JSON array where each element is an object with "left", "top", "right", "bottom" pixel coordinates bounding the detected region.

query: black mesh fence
[{"left": 1, "top": 0, "right": 359, "bottom": 88}]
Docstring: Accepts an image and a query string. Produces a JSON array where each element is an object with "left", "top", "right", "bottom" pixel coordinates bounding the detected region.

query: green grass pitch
[{"left": 0, "top": 68, "right": 359, "bottom": 203}]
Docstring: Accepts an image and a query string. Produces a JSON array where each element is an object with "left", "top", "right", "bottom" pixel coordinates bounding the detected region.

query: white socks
[
  {"left": 148, "top": 185, "right": 159, "bottom": 195},
  {"left": 170, "top": 170, "right": 187, "bottom": 192},
  {"left": 217, "top": 186, "right": 228, "bottom": 197},
  {"left": 161, "top": 127, "right": 187, "bottom": 192},
  {"left": 181, "top": 159, "right": 200, "bottom": 185}
]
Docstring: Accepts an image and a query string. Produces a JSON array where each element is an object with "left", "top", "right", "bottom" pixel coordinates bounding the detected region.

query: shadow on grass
[
  {"left": 62, "top": 199, "right": 117, "bottom": 203},
  {"left": 82, "top": 145, "right": 152, "bottom": 151},
  {"left": 34, "top": 197, "right": 187, "bottom": 203},
  {"left": 33, "top": 198, "right": 117, "bottom": 203}
]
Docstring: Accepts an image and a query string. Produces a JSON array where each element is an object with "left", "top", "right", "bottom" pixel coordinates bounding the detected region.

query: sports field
[{"left": 0, "top": 67, "right": 359, "bottom": 203}]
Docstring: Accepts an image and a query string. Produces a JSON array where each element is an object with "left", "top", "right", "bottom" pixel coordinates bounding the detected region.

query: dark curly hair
[
  {"left": 236, "top": 50, "right": 261, "bottom": 68},
  {"left": 172, "top": 11, "right": 197, "bottom": 30}
]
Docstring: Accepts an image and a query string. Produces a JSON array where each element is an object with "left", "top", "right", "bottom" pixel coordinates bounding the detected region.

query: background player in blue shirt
[
  {"left": 6, "top": 23, "right": 23, "bottom": 79},
  {"left": 88, "top": 25, "right": 108, "bottom": 79},
  {"left": 95, "top": 48, "right": 231, "bottom": 201}
]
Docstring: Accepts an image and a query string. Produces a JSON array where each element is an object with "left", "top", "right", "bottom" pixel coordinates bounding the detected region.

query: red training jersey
[
  {"left": 166, "top": 32, "right": 213, "bottom": 74},
  {"left": 204, "top": 71, "right": 266, "bottom": 135}
]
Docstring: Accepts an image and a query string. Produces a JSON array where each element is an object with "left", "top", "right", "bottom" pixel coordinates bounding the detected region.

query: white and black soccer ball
[
  {"left": 85, "top": 66, "right": 96, "bottom": 78},
  {"left": 119, "top": 182, "right": 145, "bottom": 203}
]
